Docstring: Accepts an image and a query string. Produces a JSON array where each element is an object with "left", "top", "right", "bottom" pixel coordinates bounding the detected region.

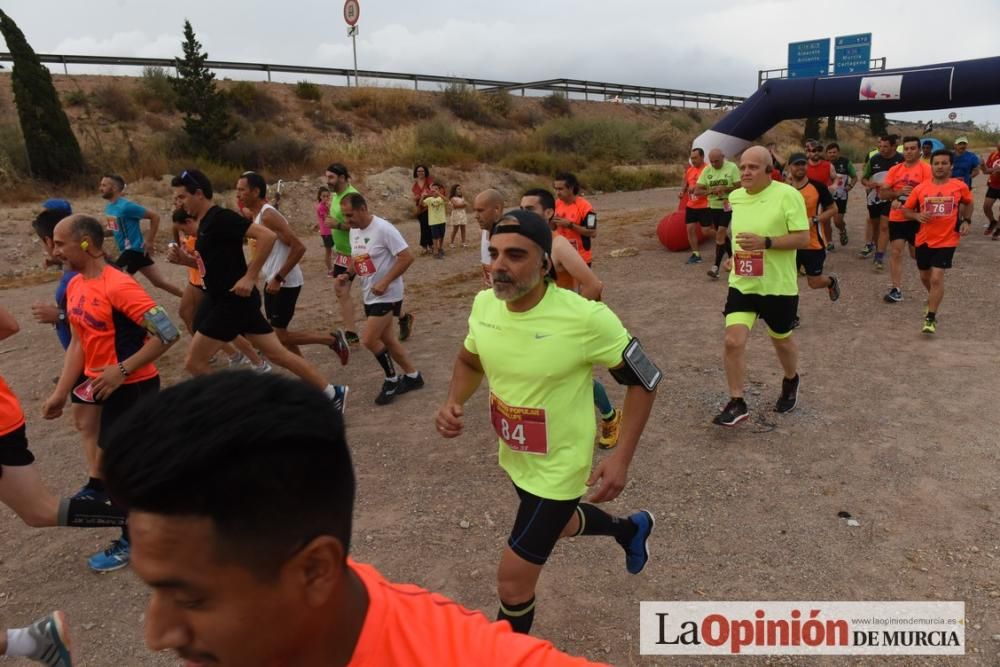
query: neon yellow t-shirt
[
  {"left": 463, "top": 285, "right": 631, "bottom": 500},
  {"left": 728, "top": 180, "right": 809, "bottom": 296},
  {"left": 696, "top": 161, "right": 741, "bottom": 209},
  {"left": 425, "top": 196, "right": 447, "bottom": 226}
]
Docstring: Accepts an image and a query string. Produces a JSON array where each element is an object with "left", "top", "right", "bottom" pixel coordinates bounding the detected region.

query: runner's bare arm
[
  {"left": 735, "top": 229, "right": 809, "bottom": 251},
  {"left": 554, "top": 236, "right": 603, "bottom": 300},
  {"left": 818, "top": 202, "right": 838, "bottom": 225},
  {"left": 0, "top": 305, "right": 17, "bottom": 340},
  {"left": 238, "top": 224, "right": 276, "bottom": 288},
  {"left": 262, "top": 208, "right": 306, "bottom": 288},
  {"left": 436, "top": 347, "right": 485, "bottom": 438},
  {"left": 143, "top": 208, "right": 161, "bottom": 253},
  {"left": 90, "top": 315, "right": 179, "bottom": 400},
  {"left": 378, "top": 249, "right": 415, "bottom": 286},
  {"left": 901, "top": 204, "right": 929, "bottom": 224},
  {"left": 44, "top": 330, "right": 85, "bottom": 418}
]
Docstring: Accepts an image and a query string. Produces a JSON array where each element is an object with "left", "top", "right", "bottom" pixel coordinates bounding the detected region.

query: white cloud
[{"left": 52, "top": 31, "right": 179, "bottom": 59}]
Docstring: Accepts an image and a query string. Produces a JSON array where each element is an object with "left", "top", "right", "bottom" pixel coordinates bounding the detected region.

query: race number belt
[
  {"left": 734, "top": 250, "right": 764, "bottom": 278},
  {"left": 334, "top": 253, "right": 352, "bottom": 269},
  {"left": 489, "top": 392, "right": 548, "bottom": 455}
]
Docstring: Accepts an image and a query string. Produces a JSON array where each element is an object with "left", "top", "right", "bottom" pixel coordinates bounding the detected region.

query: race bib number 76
[{"left": 924, "top": 196, "right": 954, "bottom": 218}]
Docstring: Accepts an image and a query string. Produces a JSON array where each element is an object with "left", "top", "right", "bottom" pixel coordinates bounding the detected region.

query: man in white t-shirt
[
  {"left": 339, "top": 192, "right": 424, "bottom": 405},
  {"left": 474, "top": 189, "right": 505, "bottom": 288},
  {"left": 238, "top": 173, "right": 349, "bottom": 362}
]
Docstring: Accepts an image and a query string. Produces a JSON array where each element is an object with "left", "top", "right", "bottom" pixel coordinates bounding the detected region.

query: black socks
[{"left": 498, "top": 596, "right": 536, "bottom": 634}]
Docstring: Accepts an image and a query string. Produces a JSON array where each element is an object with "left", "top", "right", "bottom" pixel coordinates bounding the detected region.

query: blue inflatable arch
[{"left": 693, "top": 56, "right": 1000, "bottom": 157}]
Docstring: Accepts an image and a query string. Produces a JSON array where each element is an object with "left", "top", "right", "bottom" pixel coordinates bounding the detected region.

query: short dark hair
[
  {"left": 101, "top": 372, "right": 356, "bottom": 578},
  {"left": 342, "top": 192, "right": 368, "bottom": 210},
  {"left": 449, "top": 183, "right": 462, "bottom": 198},
  {"left": 240, "top": 171, "right": 267, "bottom": 199},
  {"left": 554, "top": 172, "right": 580, "bottom": 194},
  {"left": 171, "top": 208, "right": 193, "bottom": 224},
  {"left": 317, "top": 186, "right": 330, "bottom": 202},
  {"left": 930, "top": 149, "right": 954, "bottom": 164},
  {"left": 412, "top": 164, "right": 430, "bottom": 179},
  {"left": 691, "top": 147, "right": 705, "bottom": 158},
  {"left": 879, "top": 135, "right": 893, "bottom": 143},
  {"left": 171, "top": 169, "right": 214, "bottom": 199},
  {"left": 902, "top": 135, "right": 920, "bottom": 148},
  {"left": 327, "top": 163, "right": 350, "bottom": 179},
  {"left": 825, "top": 142, "right": 840, "bottom": 151},
  {"left": 70, "top": 215, "right": 105, "bottom": 248},
  {"left": 32, "top": 208, "right": 67, "bottom": 241},
  {"left": 103, "top": 174, "right": 125, "bottom": 191},
  {"left": 522, "top": 188, "right": 556, "bottom": 212}
]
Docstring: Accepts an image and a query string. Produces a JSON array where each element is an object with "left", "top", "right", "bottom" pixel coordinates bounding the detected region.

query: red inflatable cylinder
[{"left": 657, "top": 207, "right": 707, "bottom": 252}]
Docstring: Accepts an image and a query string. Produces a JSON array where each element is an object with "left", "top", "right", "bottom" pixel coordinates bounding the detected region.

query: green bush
[
  {"left": 483, "top": 90, "right": 513, "bottom": 117},
  {"left": 226, "top": 81, "right": 283, "bottom": 120},
  {"left": 64, "top": 89, "right": 88, "bottom": 107},
  {"left": 134, "top": 66, "right": 176, "bottom": 113},
  {"left": 0, "top": 122, "right": 29, "bottom": 176},
  {"left": 442, "top": 82, "right": 498, "bottom": 126},
  {"left": 406, "top": 118, "right": 476, "bottom": 167},
  {"left": 92, "top": 83, "right": 139, "bottom": 122},
  {"left": 499, "top": 150, "right": 566, "bottom": 176},
  {"left": 294, "top": 81, "right": 322, "bottom": 101},
  {"left": 579, "top": 165, "right": 670, "bottom": 192},
  {"left": 510, "top": 105, "right": 544, "bottom": 128},
  {"left": 667, "top": 112, "right": 694, "bottom": 132},
  {"left": 537, "top": 117, "right": 645, "bottom": 163},
  {"left": 540, "top": 92, "right": 571, "bottom": 116},
  {"left": 642, "top": 121, "right": 687, "bottom": 160},
  {"left": 220, "top": 131, "right": 312, "bottom": 170},
  {"left": 336, "top": 88, "right": 435, "bottom": 128}
]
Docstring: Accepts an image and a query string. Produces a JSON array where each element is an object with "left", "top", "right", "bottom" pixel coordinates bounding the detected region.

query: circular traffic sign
[
  {"left": 344, "top": 0, "right": 360, "bottom": 26},
  {"left": 948, "top": 112, "right": 957, "bottom": 121}
]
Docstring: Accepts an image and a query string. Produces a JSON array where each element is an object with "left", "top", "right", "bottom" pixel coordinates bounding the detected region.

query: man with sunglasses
[
  {"left": 169, "top": 169, "right": 348, "bottom": 411},
  {"left": 436, "top": 209, "right": 659, "bottom": 636}
]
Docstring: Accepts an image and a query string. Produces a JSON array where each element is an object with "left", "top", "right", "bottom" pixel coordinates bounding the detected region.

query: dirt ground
[{"left": 0, "top": 179, "right": 998, "bottom": 666}]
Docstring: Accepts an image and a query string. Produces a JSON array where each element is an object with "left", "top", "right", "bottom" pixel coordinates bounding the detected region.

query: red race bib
[
  {"left": 334, "top": 253, "right": 351, "bottom": 269},
  {"left": 353, "top": 253, "right": 376, "bottom": 276},
  {"left": 490, "top": 393, "right": 548, "bottom": 455},
  {"left": 73, "top": 378, "right": 97, "bottom": 403},
  {"left": 924, "top": 196, "right": 954, "bottom": 218},
  {"left": 105, "top": 216, "right": 119, "bottom": 232},
  {"left": 194, "top": 251, "right": 206, "bottom": 278},
  {"left": 734, "top": 250, "right": 764, "bottom": 277}
]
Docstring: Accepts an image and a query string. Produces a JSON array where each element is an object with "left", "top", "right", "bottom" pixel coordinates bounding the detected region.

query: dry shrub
[
  {"left": 226, "top": 81, "right": 283, "bottom": 120},
  {"left": 540, "top": 92, "right": 571, "bottom": 116},
  {"left": 335, "top": 88, "right": 435, "bottom": 128},
  {"left": 133, "top": 66, "right": 176, "bottom": 113},
  {"left": 93, "top": 83, "right": 139, "bottom": 122}
]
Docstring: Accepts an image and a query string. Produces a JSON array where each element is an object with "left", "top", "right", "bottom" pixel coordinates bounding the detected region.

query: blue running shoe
[
  {"left": 624, "top": 510, "right": 655, "bottom": 574},
  {"left": 71, "top": 484, "right": 108, "bottom": 504},
  {"left": 331, "top": 385, "right": 349, "bottom": 415},
  {"left": 88, "top": 538, "right": 130, "bottom": 573}
]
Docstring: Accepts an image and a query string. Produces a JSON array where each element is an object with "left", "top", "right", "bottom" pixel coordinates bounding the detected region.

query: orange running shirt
[
  {"left": 986, "top": 151, "right": 1000, "bottom": 189},
  {"left": 346, "top": 560, "right": 607, "bottom": 667},
  {"left": 0, "top": 375, "right": 25, "bottom": 437},
  {"left": 805, "top": 160, "right": 834, "bottom": 187},
  {"left": 905, "top": 179, "right": 973, "bottom": 248},
  {"left": 66, "top": 265, "right": 159, "bottom": 384},
  {"left": 885, "top": 161, "right": 932, "bottom": 222},
  {"left": 684, "top": 164, "right": 708, "bottom": 209},
  {"left": 182, "top": 233, "right": 204, "bottom": 288},
  {"left": 794, "top": 180, "right": 835, "bottom": 250},
  {"left": 554, "top": 197, "right": 595, "bottom": 264}
]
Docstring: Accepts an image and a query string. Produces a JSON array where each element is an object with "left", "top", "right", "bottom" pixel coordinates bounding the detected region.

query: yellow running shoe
[
  {"left": 922, "top": 318, "right": 936, "bottom": 335},
  {"left": 598, "top": 409, "right": 622, "bottom": 449}
]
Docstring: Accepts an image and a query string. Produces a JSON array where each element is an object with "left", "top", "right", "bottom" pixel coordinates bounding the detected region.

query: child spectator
[
  {"left": 448, "top": 184, "right": 468, "bottom": 248},
  {"left": 316, "top": 187, "right": 333, "bottom": 275},
  {"left": 424, "top": 182, "right": 448, "bottom": 259}
]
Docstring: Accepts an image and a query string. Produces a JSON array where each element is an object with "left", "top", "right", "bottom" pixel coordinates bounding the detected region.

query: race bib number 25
[
  {"left": 734, "top": 250, "right": 764, "bottom": 277},
  {"left": 489, "top": 393, "right": 548, "bottom": 455}
]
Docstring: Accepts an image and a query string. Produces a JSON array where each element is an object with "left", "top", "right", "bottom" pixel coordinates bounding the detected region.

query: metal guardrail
[
  {"left": 757, "top": 58, "right": 888, "bottom": 87},
  {"left": 0, "top": 52, "right": 745, "bottom": 110}
]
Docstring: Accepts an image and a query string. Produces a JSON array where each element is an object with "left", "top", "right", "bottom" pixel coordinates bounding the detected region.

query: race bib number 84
[{"left": 490, "top": 393, "right": 548, "bottom": 455}]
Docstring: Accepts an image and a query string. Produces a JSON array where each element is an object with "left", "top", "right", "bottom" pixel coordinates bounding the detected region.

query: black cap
[
  {"left": 327, "top": 163, "right": 350, "bottom": 178},
  {"left": 490, "top": 209, "right": 552, "bottom": 258},
  {"left": 789, "top": 152, "right": 808, "bottom": 164}
]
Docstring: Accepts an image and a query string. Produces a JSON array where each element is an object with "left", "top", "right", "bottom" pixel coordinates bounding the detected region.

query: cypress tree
[
  {"left": 824, "top": 114, "right": 837, "bottom": 140},
  {"left": 0, "top": 9, "right": 84, "bottom": 182},
  {"left": 172, "top": 20, "right": 236, "bottom": 156},
  {"left": 870, "top": 111, "right": 887, "bottom": 137}
]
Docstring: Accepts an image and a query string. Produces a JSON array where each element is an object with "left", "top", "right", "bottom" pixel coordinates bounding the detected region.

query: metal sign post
[{"left": 344, "top": 0, "right": 360, "bottom": 87}]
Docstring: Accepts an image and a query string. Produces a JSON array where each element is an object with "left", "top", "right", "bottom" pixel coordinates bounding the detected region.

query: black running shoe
[
  {"left": 775, "top": 374, "right": 799, "bottom": 413},
  {"left": 398, "top": 313, "right": 415, "bottom": 342},
  {"left": 374, "top": 379, "right": 399, "bottom": 405},
  {"left": 827, "top": 274, "right": 840, "bottom": 302},
  {"left": 712, "top": 398, "right": 749, "bottom": 427},
  {"left": 397, "top": 372, "right": 425, "bottom": 396},
  {"left": 344, "top": 330, "right": 360, "bottom": 346}
]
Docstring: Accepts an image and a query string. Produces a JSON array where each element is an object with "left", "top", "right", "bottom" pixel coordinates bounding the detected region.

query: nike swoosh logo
[{"left": 535, "top": 333, "right": 552, "bottom": 339}]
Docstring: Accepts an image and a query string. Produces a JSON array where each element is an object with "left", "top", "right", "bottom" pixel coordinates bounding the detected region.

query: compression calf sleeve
[
  {"left": 373, "top": 347, "right": 396, "bottom": 379},
  {"left": 57, "top": 498, "right": 127, "bottom": 528},
  {"left": 574, "top": 503, "right": 637, "bottom": 545},
  {"left": 592, "top": 380, "right": 614, "bottom": 419},
  {"left": 498, "top": 596, "right": 536, "bottom": 634}
]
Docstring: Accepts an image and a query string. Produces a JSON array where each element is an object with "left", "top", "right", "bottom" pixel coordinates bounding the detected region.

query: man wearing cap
[
  {"left": 436, "top": 209, "right": 660, "bottom": 636},
  {"left": 951, "top": 137, "right": 980, "bottom": 189}
]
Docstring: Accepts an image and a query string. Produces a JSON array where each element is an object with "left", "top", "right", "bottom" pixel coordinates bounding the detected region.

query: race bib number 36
[
  {"left": 490, "top": 393, "right": 548, "bottom": 455},
  {"left": 734, "top": 250, "right": 764, "bottom": 277},
  {"left": 924, "top": 196, "right": 954, "bottom": 218}
]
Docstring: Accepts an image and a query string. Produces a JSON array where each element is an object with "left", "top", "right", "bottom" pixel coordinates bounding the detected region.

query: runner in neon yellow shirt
[
  {"left": 694, "top": 149, "right": 741, "bottom": 278},
  {"left": 713, "top": 146, "right": 810, "bottom": 428},
  {"left": 436, "top": 210, "right": 660, "bottom": 636}
]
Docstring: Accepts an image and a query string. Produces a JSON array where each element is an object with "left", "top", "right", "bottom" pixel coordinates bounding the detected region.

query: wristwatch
[
  {"left": 275, "top": 273, "right": 285, "bottom": 284},
  {"left": 764, "top": 237, "right": 773, "bottom": 249},
  {"left": 57, "top": 310, "right": 67, "bottom": 323}
]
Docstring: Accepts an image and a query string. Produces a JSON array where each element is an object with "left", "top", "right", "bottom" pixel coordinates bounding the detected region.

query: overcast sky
[{"left": 2, "top": 0, "right": 999, "bottom": 127}]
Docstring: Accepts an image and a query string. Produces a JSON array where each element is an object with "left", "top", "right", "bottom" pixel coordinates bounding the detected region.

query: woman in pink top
[{"left": 316, "top": 186, "right": 333, "bottom": 276}]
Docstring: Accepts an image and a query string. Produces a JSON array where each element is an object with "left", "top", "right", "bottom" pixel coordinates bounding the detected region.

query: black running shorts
[
  {"left": 0, "top": 425, "right": 35, "bottom": 473},
  {"left": 723, "top": 287, "right": 799, "bottom": 336},
  {"left": 114, "top": 250, "right": 155, "bottom": 275},
  {"left": 97, "top": 376, "right": 160, "bottom": 450},
  {"left": 835, "top": 199, "right": 848, "bottom": 214},
  {"left": 364, "top": 300, "right": 402, "bottom": 318},
  {"left": 796, "top": 248, "right": 827, "bottom": 277},
  {"left": 986, "top": 187, "right": 1000, "bottom": 200},
  {"left": 708, "top": 208, "right": 733, "bottom": 228},
  {"left": 888, "top": 221, "right": 919, "bottom": 245},
  {"left": 685, "top": 207, "right": 710, "bottom": 226},
  {"left": 915, "top": 244, "right": 956, "bottom": 271},
  {"left": 195, "top": 289, "right": 273, "bottom": 342},
  {"left": 263, "top": 285, "right": 301, "bottom": 329},
  {"left": 507, "top": 483, "right": 581, "bottom": 566},
  {"left": 867, "top": 202, "right": 891, "bottom": 219}
]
